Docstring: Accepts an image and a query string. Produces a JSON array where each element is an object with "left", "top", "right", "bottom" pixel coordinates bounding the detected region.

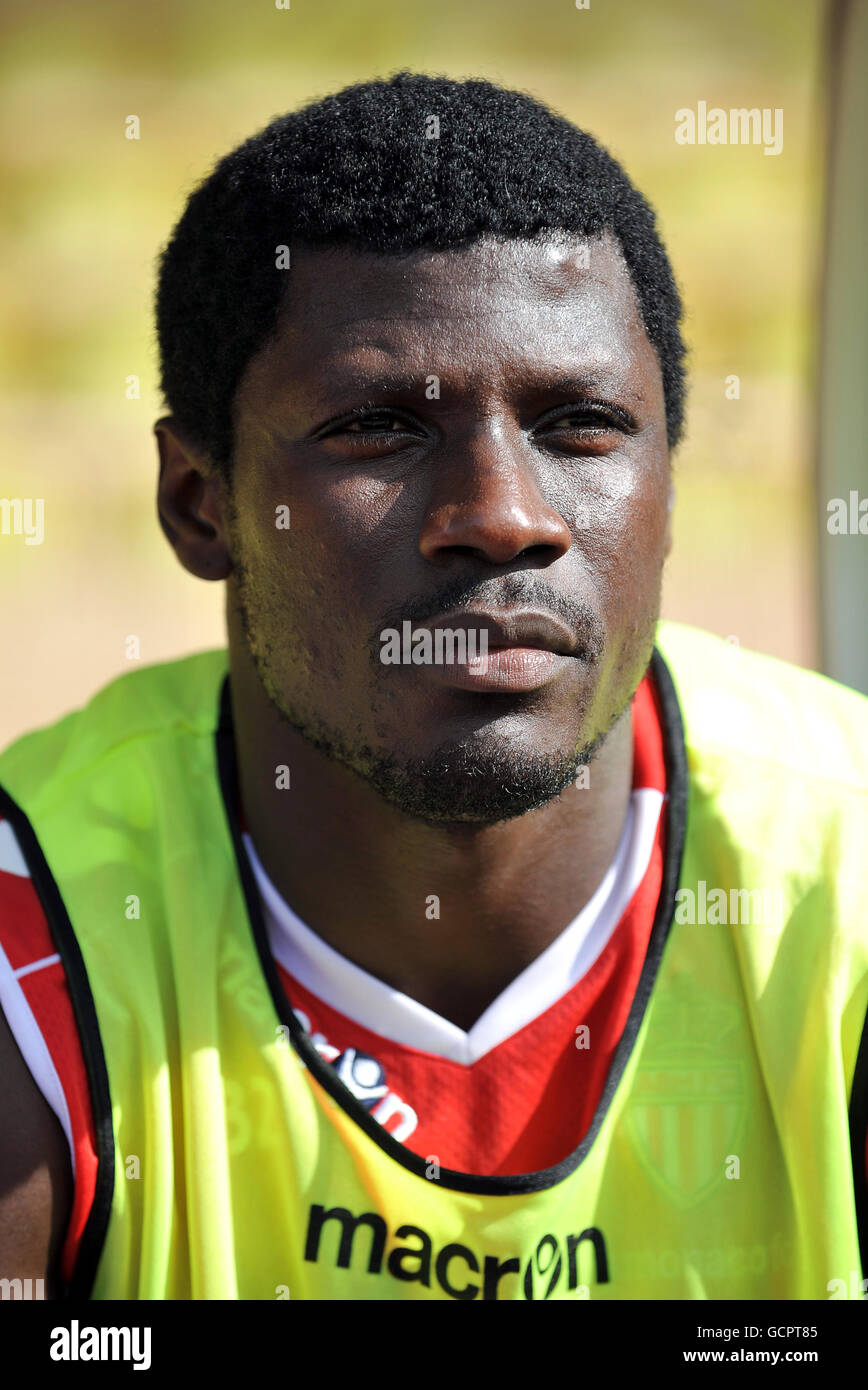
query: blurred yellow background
[{"left": 0, "top": 0, "right": 827, "bottom": 746}]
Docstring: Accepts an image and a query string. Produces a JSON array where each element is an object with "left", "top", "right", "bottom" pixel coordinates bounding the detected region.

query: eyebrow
[
  {"left": 306, "top": 367, "right": 639, "bottom": 410},
  {"left": 533, "top": 373, "right": 637, "bottom": 400}
]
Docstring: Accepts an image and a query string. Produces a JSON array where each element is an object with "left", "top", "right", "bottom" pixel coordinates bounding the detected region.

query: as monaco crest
[{"left": 624, "top": 974, "right": 747, "bottom": 1208}]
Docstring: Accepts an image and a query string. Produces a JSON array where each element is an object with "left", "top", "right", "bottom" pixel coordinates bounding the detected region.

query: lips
[
  {"left": 408, "top": 609, "right": 579, "bottom": 694},
  {"left": 420, "top": 609, "right": 578, "bottom": 657}
]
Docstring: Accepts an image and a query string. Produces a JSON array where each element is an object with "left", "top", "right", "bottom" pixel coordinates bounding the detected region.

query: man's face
[{"left": 225, "top": 232, "right": 670, "bottom": 825}]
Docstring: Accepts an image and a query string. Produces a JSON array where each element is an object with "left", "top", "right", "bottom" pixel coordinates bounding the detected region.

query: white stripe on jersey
[
  {"left": 243, "top": 787, "right": 663, "bottom": 1066},
  {"left": 0, "top": 818, "right": 31, "bottom": 876}
]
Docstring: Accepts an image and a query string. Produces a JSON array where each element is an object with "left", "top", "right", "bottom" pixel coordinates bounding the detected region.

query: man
[{"left": 0, "top": 72, "right": 866, "bottom": 1303}]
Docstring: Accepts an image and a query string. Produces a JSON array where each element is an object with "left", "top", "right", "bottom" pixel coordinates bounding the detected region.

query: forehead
[{"left": 242, "top": 232, "right": 660, "bottom": 406}]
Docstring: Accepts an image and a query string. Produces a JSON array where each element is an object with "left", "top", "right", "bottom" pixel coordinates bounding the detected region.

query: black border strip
[
  {"left": 0, "top": 784, "right": 116, "bottom": 1300},
  {"left": 848, "top": 995, "right": 868, "bottom": 1281},
  {"left": 215, "top": 645, "right": 689, "bottom": 1196}
]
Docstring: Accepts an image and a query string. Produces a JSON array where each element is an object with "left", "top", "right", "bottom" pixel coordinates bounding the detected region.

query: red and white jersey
[{"left": 241, "top": 671, "right": 668, "bottom": 1176}]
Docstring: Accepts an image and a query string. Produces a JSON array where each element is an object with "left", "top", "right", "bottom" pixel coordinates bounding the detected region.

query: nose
[{"left": 418, "top": 424, "right": 573, "bottom": 567}]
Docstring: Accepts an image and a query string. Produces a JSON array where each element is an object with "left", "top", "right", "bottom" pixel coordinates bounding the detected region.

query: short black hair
[{"left": 156, "top": 71, "right": 686, "bottom": 477}]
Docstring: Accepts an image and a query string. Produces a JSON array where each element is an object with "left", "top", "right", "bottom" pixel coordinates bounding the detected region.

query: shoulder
[
  {"left": 0, "top": 831, "right": 74, "bottom": 1298},
  {"left": 655, "top": 620, "right": 868, "bottom": 795},
  {"left": 0, "top": 648, "right": 229, "bottom": 808}
]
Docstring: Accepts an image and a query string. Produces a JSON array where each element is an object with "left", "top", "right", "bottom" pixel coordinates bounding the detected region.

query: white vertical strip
[{"left": 0, "top": 941, "right": 75, "bottom": 1178}]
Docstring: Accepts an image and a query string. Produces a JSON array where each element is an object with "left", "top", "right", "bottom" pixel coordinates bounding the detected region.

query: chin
[{"left": 355, "top": 729, "right": 607, "bottom": 827}]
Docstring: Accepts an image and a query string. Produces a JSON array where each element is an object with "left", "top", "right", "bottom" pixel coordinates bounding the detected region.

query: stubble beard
[{"left": 232, "top": 566, "right": 637, "bottom": 828}]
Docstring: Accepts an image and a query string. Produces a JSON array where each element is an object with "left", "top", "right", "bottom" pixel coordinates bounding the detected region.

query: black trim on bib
[
  {"left": 216, "top": 645, "right": 689, "bottom": 1197},
  {"left": 849, "top": 1000, "right": 868, "bottom": 1281},
  {"left": 0, "top": 784, "right": 116, "bottom": 1301}
]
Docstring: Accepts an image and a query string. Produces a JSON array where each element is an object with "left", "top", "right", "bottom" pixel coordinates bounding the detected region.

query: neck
[{"left": 227, "top": 621, "right": 635, "bottom": 1033}]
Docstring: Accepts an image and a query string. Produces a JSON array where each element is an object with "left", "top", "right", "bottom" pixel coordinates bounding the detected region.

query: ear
[
  {"left": 155, "top": 418, "right": 232, "bottom": 580},
  {"left": 663, "top": 479, "right": 675, "bottom": 558}
]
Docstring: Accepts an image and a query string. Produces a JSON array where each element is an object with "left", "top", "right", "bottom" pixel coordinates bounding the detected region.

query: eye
[
  {"left": 534, "top": 403, "right": 634, "bottom": 450},
  {"left": 314, "top": 408, "right": 427, "bottom": 462},
  {"left": 338, "top": 411, "right": 417, "bottom": 437},
  {"left": 546, "top": 410, "right": 620, "bottom": 433}
]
